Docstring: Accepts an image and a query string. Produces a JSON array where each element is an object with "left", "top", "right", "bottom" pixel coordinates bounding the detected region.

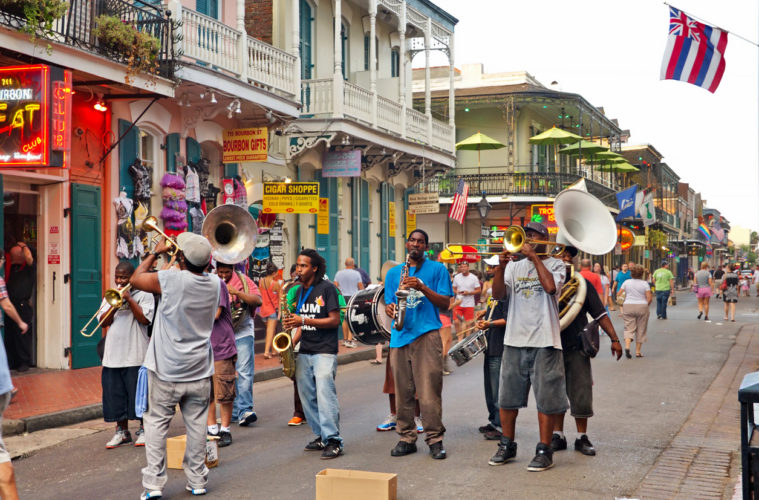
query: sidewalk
[{"left": 3, "top": 343, "right": 376, "bottom": 436}]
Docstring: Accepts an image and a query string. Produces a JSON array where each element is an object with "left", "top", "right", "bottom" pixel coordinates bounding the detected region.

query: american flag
[
  {"left": 448, "top": 179, "right": 469, "bottom": 224},
  {"left": 660, "top": 6, "right": 727, "bottom": 93}
]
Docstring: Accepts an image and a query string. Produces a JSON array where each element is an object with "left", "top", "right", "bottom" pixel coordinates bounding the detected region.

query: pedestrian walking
[
  {"left": 713, "top": 265, "right": 725, "bottom": 299},
  {"left": 694, "top": 262, "right": 713, "bottom": 322},
  {"left": 753, "top": 265, "right": 759, "bottom": 296},
  {"left": 258, "top": 262, "right": 281, "bottom": 359},
  {"left": 334, "top": 257, "right": 364, "bottom": 348},
  {"left": 722, "top": 264, "right": 739, "bottom": 322},
  {"left": 652, "top": 261, "right": 675, "bottom": 319},
  {"left": 619, "top": 265, "right": 653, "bottom": 358}
]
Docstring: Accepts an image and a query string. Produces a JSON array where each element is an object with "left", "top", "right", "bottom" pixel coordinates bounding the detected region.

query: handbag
[
  {"left": 579, "top": 318, "right": 601, "bottom": 358},
  {"left": 692, "top": 284, "right": 699, "bottom": 293},
  {"left": 720, "top": 280, "right": 728, "bottom": 291},
  {"left": 615, "top": 289, "right": 626, "bottom": 306}
]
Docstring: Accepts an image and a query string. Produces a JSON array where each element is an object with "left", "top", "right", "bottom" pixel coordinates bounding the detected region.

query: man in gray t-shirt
[
  {"left": 334, "top": 258, "right": 364, "bottom": 347},
  {"left": 131, "top": 233, "right": 220, "bottom": 499}
]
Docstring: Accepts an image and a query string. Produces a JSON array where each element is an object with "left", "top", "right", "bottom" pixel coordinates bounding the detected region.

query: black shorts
[{"left": 102, "top": 366, "right": 141, "bottom": 422}]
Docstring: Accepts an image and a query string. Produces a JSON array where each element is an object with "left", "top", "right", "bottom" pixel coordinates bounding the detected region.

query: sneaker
[
  {"left": 106, "top": 429, "right": 132, "bottom": 449},
  {"left": 527, "top": 443, "right": 554, "bottom": 471},
  {"left": 288, "top": 416, "right": 305, "bottom": 426},
  {"left": 320, "top": 439, "right": 344, "bottom": 460},
  {"left": 185, "top": 485, "right": 207, "bottom": 496},
  {"left": 218, "top": 430, "right": 232, "bottom": 447},
  {"left": 415, "top": 416, "right": 424, "bottom": 434},
  {"left": 134, "top": 428, "right": 146, "bottom": 447},
  {"left": 304, "top": 437, "right": 325, "bottom": 451},
  {"left": 376, "top": 414, "right": 397, "bottom": 431},
  {"left": 550, "top": 433, "right": 567, "bottom": 451},
  {"left": 479, "top": 423, "right": 497, "bottom": 434},
  {"left": 483, "top": 429, "right": 502, "bottom": 441},
  {"left": 574, "top": 435, "right": 596, "bottom": 456},
  {"left": 140, "top": 490, "right": 162, "bottom": 500},
  {"left": 488, "top": 436, "right": 517, "bottom": 466},
  {"left": 238, "top": 411, "right": 258, "bottom": 427}
]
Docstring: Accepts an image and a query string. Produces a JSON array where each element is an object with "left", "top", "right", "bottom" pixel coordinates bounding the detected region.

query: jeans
[
  {"left": 655, "top": 291, "right": 670, "bottom": 318},
  {"left": 483, "top": 355, "right": 502, "bottom": 429},
  {"left": 296, "top": 353, "right": 342, "bottom": 445},
  {"left": 233, "top": 335, "right": 255, "bottom": 420}
]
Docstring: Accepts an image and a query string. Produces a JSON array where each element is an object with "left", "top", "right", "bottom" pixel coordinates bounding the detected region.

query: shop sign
[
  {"left": 388, "top": 201, "right": 396, "bottom": 235},
  {"left": 262, "top": 182, "right": 319, "bottom": 214},
  {"left": 49, "top": 225, "right": 59, "bottom": 234},
  {"left": 617, "top": 227, "right": 635, "bottom": 251},
  {"left": 222, "top": 127, "right": 268, "bottom": 163},
  {"left": 322, "top": 150, "right": 361, "bottom": 177},
  {"left": 317, "top": 198, "right": 329, "bottom": 234},
  {"left": 406, "top": 210, "right": 416, "bottom": 237},
  {"left": 0, "top": 64, "right": 71, "bottom": 168},
  {"left": 408, "top": 192, "right": 439, "bottom": 214},
  {"left": 48, "top": 241, "right": 60, "bottom": 264},
  {"left": 633, "top": 235, "right": 646, "bottom": 247},
  {"left": 529, "top": 204, "right": 558, "bottom": 235}
]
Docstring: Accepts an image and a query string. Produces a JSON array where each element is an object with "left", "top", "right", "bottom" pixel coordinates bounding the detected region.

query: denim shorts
[
  {"left": 263, "top": 313, "right": 277, "bottom": 321},
  {"left": 498, "top": 346, "right": 568, "bottom": 415}
]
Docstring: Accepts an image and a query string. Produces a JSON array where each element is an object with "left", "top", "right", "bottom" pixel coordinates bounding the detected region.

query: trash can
[{"left": 738, "top": 371, "right": 759, "bottom": 499}]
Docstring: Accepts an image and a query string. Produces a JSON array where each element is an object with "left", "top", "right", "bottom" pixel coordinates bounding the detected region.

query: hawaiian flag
[
  {"left": 448, "top": 179, "right": 469, "bottom": 224},
  {"left": 660, "top": 6, "right": 727, "bottom": 93}
]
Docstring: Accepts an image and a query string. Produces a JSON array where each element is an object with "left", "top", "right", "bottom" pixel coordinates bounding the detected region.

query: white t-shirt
[
  {"left": 620, "top": 278, "right": 650, "bottom": 305},
  {"left": 334, "top": 268, "right": 362, "bottom": 297},
  {"left": 143, "top": 270, "right": 220, "bottom": 382},
  {"left": 600, "top": 275, "right": 610, "bottom": 296},
  {"left": 452, "top": 272, "right": 480, "bottom": 308},
  {"left": 502, "top": 257, "right": 565, "bottom": 349},
  {"left": 753, "top": 271, "right": 759, "bottom": 285},
  {"left": 102, "top": 290, "right": 155, "bottom": 368}
]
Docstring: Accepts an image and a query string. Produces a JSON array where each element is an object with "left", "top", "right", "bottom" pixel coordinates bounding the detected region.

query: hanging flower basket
[{"left": 93, "top": 14, "right": 160, "bottom": 85}]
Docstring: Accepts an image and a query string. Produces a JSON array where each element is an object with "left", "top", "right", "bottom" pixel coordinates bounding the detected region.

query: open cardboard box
[
  {"left": 316, "top": 469, "right": 397, "bottom": 500},
  {"left": 166, "top": 434, "right": 219, "bottom": 470}
]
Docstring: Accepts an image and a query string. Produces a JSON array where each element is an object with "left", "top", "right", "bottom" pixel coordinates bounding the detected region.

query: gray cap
[
  {"left": 177, "top": 232, "right": 212, "bottom": 267},
  {"left": 523, "top": 221, "right": 549, "bottom": 239}
]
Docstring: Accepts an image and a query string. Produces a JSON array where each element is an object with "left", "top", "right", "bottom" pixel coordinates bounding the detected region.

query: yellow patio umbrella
[
  {"left": 529, "top": 126, "right": 583, "bottom": 172},
  {"left": 456, "top": 131, "right": 505, "bottom": 193}
]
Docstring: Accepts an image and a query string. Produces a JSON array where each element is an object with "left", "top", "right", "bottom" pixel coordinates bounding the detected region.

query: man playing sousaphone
[{"left": 489, "top": 222, "right": 568, "bottom": 472}]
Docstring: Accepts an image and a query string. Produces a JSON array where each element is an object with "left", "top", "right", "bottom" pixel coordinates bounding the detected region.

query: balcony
[
  {"left": 0, "top": 0, "right": 174, "bottom": 80},
  {"left": 301, "top": 79, "right": 454, "bottom": 153},
  {"left": 415, "top": 172, "right": 617, "bottom": 208},
  {"left": 178, "top": 8, "right": 297, "bottom": 99}
]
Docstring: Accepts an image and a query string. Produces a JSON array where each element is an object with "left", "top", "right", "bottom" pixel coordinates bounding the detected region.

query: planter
[{"left": 93, "top": 14, "right": 160, "bottom": 85}]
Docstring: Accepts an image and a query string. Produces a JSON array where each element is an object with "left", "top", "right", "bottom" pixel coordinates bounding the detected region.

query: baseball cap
[
  {"left": 484, "top": 255, "right": 500, "bottom": 266},
  {"left": 176, "top": 232, "right": 212, "bottom": 267},
  {"left": 523, "top": 221, "right": 549, "bottom": 240},
  {"left": 661, "top": 260, "right": 669, "bottom": 266}
]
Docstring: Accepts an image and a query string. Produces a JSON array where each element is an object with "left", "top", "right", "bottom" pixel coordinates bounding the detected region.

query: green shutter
[
  {"left": 118, "top": 119, "right": 139, "bottom": 199},
  {"left": 315, "top": 172, "right": 339, "bottom": 279},
  {"left": 196, "top": 0, "right": 217, "bottom": 18},
  {"left": 186, "top": 137, "right": 201, "bottom": 164},
  {"left": 364, "top": 35, "right": 369, "bottom": 71},
  {"left": 351, "top": 180, "right": 359, "bottom": 265},
  {"left": 224, "top": 163, "right": 238, "bottom": 177},
  {"left": 359, "top": 179, "right": 370, "bottom": 272},
  {"left": 300, "top": 0, "right": 313, "bottom": 80},
  {"left": 388, "top": 186, "right": 395, "bottom": 261},
  {"left": 165, "top": 133, "right": 180, "bottom": 173},
  {"left": 380, "top": 182, "right": 388, "bottom": 264},
  {"left": 70, "top": 184, "right": 102, "bottom": 369},
  {"left": 341, "top": 21, "right": 348, "bottom": 80}
]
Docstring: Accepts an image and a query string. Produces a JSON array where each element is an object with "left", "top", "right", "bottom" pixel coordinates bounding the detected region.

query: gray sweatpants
[{"left": 142, "top": 370, "right": 212, "bottom": 492}]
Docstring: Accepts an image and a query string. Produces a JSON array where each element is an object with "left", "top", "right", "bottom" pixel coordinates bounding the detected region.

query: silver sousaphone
[{"left": 202, "top": 204, "right": 258, "bottom": 264}]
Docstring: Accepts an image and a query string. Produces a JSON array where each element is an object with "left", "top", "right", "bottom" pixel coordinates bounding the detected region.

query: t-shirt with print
[
  {"left": 452, "top": 272, "right": 480, "bottom": 308},
  {"left": 502, "top": 257, "right": 565, "bottom": 349},
  {"left": 210, "top": 281, "right": 237, "bottom": 361},
  {"left": 561, "top": 279, "right": 606, "bottom": 352},
  {"left": 290, "top": 279, "right": 341, "bottom": 355},
  {"left": 653, "top": 268, "right": 674, "bottom": 291},
  {"left": 102, "top": 289, "right": 155, "bottom": 368},
  {"left": 385, "top": 258, "right": 454, "bottom": 348},
  {"left": 143, "top": 270, "right": 220, "bottom": 382}
]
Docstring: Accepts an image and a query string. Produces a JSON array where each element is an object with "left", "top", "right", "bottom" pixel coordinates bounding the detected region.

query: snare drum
[
  {"left": 447, "top": 330, "right": 488, "bottom": 367},
  {"left": 347, "top": 286, "right": 393, "bottom": 345}
]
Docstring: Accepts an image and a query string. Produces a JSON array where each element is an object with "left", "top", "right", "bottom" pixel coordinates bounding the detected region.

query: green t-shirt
[{"left": 653, "top": 268, "right": 674, "bottom": 291}]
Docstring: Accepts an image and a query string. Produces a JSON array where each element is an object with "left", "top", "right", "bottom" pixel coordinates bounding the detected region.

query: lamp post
[{"left": 476, "top": 192, "right": 492, "bottom": 219}]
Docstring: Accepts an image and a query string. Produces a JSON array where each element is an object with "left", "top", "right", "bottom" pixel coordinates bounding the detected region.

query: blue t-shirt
[
  {"left": 385, "top": 259, "right": 454, "bottom": 348},
  {"left": 615, "top": 270, "right": 631, "bottom": 292}
]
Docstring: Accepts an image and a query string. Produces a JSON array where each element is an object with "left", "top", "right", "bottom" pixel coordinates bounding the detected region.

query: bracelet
[
  {"left": 611, "top": 339, "right": 621, "bottom": 343},
  {"left": 301, "top": 317, "right": 306, "bottom": 327}
]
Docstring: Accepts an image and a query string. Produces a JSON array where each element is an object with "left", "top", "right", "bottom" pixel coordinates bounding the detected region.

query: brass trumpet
[
  {"left": 80, "top": 285, "right": 131, "bottom": 337},
  {"left": 142, "top": 216, "right": 180, "bottom": 256},
  {"left": 443, "top": 226, "right": 565, "bottom": 258}
]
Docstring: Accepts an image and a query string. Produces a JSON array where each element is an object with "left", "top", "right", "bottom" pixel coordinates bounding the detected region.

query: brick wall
[{"left": 246, "top": 0, "right": 273, "bottom": 45}]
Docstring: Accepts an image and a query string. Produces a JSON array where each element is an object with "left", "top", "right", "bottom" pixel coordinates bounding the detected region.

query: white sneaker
[
  {"left": 106, "top": 429, "right": 132, "bottom": 449},
  {"left": 140, "top": 489, "right": 162, "bottom": 500},
  {"left": 134, "top": 428, "right": 146, "bottom": 447},
  {"left": 415, "top": 416, "right": 424, "bottom": 434},
  {"left": 186, "top": 485, "right": 207, "bottom": 496},
  {"left": 376, "top": 414, "right": 397, "bottom": 431}
]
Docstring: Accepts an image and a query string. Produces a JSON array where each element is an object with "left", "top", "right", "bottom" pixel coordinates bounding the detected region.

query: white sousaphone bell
[
  {"left": 553, "top": 179, "right": 618, "bottom": 256},
  {"left": 201, "top": 204, "right": 258, "bottom": 264}
]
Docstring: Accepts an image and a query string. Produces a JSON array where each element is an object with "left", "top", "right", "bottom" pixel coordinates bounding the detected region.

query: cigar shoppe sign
[{"left": 0, "top": 64, "right": 72, "bottom": 168}]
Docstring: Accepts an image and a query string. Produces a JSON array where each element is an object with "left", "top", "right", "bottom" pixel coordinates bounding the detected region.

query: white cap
[{"left": 484, "top": 255, "right": 500, "bottom": 266}]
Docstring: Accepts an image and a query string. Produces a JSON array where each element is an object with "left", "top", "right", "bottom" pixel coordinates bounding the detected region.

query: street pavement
[{"left": 11, "top": 292, "right": 758, "bottom": 499}]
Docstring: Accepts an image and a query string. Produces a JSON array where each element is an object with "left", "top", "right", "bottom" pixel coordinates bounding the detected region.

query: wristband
[
  {"left": 302, "top": 317, "right": 306, "bottom": 327},
  {"left": 611, "top": 339, "right": 620, "bottom": 343}
]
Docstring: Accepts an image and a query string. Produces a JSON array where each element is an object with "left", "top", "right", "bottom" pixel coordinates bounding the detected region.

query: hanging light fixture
[
  {"left": 476, "top": 191, "right": 492, "bottom": 219},
  {"left": 93, "top": 95, "right": 107, "bottom": 112},
  {"left": 210, "top": 91, "right": 217, "bottom": 104}
]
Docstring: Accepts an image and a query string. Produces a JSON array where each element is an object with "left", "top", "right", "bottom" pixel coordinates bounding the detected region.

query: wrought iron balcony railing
[
  {"left": 415, "top": 172, "right": 618, "bottom": 208},
  {"left": 0, "top": 0, "right": 175, "bottom": 80}
]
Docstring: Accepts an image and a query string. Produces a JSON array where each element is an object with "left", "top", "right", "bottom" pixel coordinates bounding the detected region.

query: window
[
  {"left": 364, "top": 35, "right": 379, "bottom": 71},
  {"left": 196, "top": 0, "right": 218, "bottom": 19},
  {"left": 391, "top": 48, "right": 400, "bottom": 77},
  {"left": 300, "top": 0, "right": 314, "bottom": 79},
  {"left": 341, "top": 20, "right": 349, "bottom": 79}
]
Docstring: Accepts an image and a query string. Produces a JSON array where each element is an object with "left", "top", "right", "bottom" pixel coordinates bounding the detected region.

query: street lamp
[{"left": 476, "top": 192, "right": 492, "bottom": 219}]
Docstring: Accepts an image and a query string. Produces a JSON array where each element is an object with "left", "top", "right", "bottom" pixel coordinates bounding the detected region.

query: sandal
[
  {"left": 636, "top": 353, "right": 643, "bottom": 358},
  {"left": 263, "top": 353, "right": 273, "bottom": 359},
  {"left": 369, "top": 359, "right": 382, "bottom": 365}
]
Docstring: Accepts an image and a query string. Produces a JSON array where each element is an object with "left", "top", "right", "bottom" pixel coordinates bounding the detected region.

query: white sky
[{"left": 421, "top": 0, "right": 759, "bottom": 231}]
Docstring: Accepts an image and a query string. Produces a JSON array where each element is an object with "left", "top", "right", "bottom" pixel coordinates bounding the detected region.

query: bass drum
[{"left": 347, "top": 286, "right": 393, "bottom": 345}]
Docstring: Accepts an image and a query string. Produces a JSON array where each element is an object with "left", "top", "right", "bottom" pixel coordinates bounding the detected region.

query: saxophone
[
  {"left": 273, "top": 278, "right": 298, "bottom": 379},
  {"left": 394, "top": 256, "right": 411, "bottom": 329}
]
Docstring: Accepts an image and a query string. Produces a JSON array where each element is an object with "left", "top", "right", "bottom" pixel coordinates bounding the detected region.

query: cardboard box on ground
[
  {"left": 316, "top": 469, "right": 397, "bottom": 500},
  {"left": 166, "top": 435, "right": 219, "bottom": 470}
]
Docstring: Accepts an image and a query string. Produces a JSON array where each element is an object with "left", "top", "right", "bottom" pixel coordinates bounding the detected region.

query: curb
[{"left": 3, "top": 347, "right": 377, "bottom": 437}]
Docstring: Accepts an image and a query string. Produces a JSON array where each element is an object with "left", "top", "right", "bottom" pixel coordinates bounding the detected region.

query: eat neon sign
[{"left": 0, "top": 64, "right": 71, "bottom": 168}]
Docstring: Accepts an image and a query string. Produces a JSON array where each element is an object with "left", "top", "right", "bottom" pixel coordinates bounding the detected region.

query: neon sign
[
  {"left": 0, "top": 64, "right": 71, "bottom": 168},
  {"left": 530, "top": 204, "right": 558, "bottom": 234}
]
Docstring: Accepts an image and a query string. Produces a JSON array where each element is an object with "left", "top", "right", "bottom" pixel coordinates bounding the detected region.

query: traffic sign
[{"left": 490, "top": 230, "right": 504, "bottom": 238}]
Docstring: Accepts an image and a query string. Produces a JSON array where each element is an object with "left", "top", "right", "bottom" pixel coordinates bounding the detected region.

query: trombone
[
  {"left": 444, "top": 226, "right": 565, "bottom": 258},
  {"left": 80, "top": 285, "right": 131, "bottom": 337},
  {"left": 142, "top": 216, "right": 180, "bottom": 256}
]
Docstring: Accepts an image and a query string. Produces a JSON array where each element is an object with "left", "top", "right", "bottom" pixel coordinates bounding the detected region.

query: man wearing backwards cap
[
  {"left": 489, "top": 221, "right": 567, "bottom": 472},
  {"left": 131, "top": 233, "right": 222, "bottom": 499}
]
